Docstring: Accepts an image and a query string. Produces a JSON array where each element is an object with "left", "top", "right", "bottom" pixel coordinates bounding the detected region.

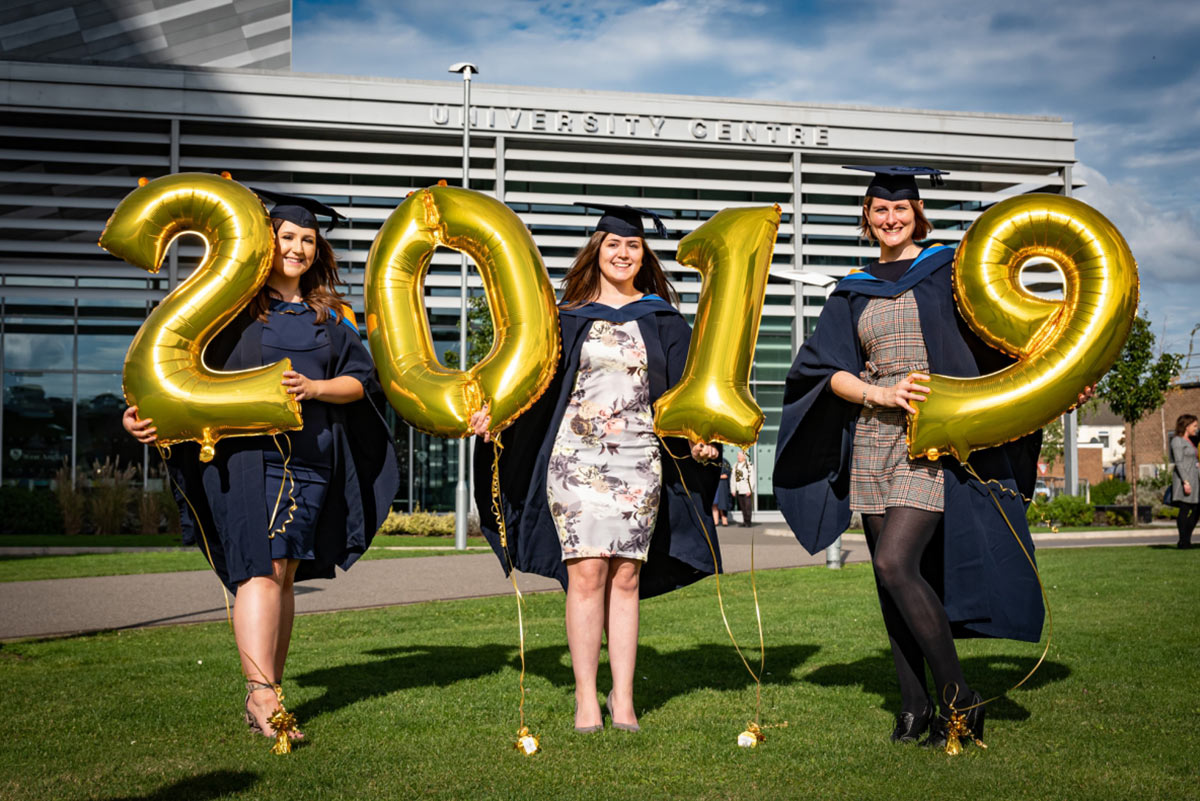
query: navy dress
[
  {"left": 169, "top": 301, "right": 399, "bottom": 592},
  {"left": 261, "top": 298, "right": 372, "bottom": 560}
]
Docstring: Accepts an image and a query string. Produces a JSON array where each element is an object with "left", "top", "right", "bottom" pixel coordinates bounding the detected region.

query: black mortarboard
[
  {"left": 843, "top": 165, "right": 949, "bottom": 201},
  {"left": 574, "top": 202, "right": 669, "bottom": 239},
  {"left": 252, "top": 187, "right": 345, "bottom": 233}
]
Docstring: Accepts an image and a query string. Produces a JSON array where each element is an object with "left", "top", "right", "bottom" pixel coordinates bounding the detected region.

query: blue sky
[{"left": 292, "top": 0, "right": 1200, "bottom": 358}]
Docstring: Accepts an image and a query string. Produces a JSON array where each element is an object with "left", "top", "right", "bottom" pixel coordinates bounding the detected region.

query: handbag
[{"left": 1164, "top": 483, "right": 1176, "bottom": 506}]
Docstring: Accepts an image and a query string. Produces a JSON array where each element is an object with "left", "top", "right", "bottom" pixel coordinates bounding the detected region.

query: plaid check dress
[{"left": 849, "top": 291, "right": 944, "bottom": 514}]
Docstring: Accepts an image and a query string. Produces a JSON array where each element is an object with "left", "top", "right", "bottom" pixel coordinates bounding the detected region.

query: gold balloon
[
  {"left": 364, "top": 185, "right": 560, "bottom": 438},
  {"left": 99, "top": 173, "right": 301, "bottom": 461},
  {"left": 654, "top": 205, "right": 781, "bottom": 447},
  {"left": 908, "top": 193, "right": 1139, "bottom": 462}
]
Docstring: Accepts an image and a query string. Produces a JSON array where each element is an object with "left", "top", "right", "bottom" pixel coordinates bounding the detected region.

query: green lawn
[
  {"left": 0, "top": 546, "right": 1196, "bottom": 800},
  {"left": 0, "top": 535, "right": 491, "bottom": 583}
]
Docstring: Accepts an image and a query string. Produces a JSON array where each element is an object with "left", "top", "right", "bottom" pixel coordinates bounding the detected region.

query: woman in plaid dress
[{"left": 775, "top": 166, "right": 1048, "bottom": 752}]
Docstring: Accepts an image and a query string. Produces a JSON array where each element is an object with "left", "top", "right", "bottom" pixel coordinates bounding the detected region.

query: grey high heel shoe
[
  {"left": 574, "top": 700, "right": 603, "bottom": 734},
  {"left": 606, "top": 691, "right": 640, "bottom": 733}
]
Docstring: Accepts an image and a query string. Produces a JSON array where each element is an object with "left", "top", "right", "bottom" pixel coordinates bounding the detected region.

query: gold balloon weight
[
  {"left": 737, "top": 722, "right": 766, "bottom": 749},
  {"left": 514, "top": 726, "right": 540, "bottom": 756}
]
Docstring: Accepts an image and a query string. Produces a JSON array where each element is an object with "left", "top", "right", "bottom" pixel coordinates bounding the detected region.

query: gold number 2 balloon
[
  {"left": 908, "top": 193, "right": 1139, "bottom": 462},
  {"left": 364, "top": 185, "right": 560, "bottom": 438},
  {"left": 654, "top": 205, "right": 781, "bottom": 447},
  {"left": 99, "top": 173, "right": 301, "bottom": 461}
]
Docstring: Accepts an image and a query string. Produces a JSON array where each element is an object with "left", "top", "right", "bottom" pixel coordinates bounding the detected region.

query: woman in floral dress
[{"left": 473, "top": 203, "right": 720, "bottom": 733}]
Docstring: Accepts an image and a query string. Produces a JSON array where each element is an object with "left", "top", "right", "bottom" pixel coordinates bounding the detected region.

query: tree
[
  {"left": 442, "top": 294, "right": 495, "bottom": 369},
  {"left": 1040, "top": 417, "right": 1064, "bottom": 467},
  {"left": 1095, "top": 313, "right": 1182, "bottom": 524}
]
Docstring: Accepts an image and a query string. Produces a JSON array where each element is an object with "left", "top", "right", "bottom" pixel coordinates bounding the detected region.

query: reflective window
[
  {"left": 76, "top": 372, "right": 141, "bottom": 477},
  {"left": 3, "top": 371, "right": 73, "bottom": 484}
]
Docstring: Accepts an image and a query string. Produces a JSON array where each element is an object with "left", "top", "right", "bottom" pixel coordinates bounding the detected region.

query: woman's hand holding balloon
[
  {"left": 690, "top": 441, "right": 720, "bottom": 463},
  {"left": 122, "top": 406, "right": 157, "bottom": 444},
  {"left": 469, "top": 403, "right": 493, "bottom": 442},
  {"left": 877, "top": 373, "right": 931, "bottom": 415}
]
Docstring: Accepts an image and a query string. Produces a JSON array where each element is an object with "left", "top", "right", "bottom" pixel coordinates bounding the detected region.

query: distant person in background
[
  {"left": 732, "top": 449, "right": 756, "bottom": 527},
  {"left": 713, "top": 457, "right": 733, "bottom": 527},
  {"left": 1170, "top": 414, "right": 1199, "bottom": 549}
]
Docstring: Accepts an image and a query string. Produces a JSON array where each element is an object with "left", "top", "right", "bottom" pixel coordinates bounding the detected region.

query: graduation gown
[
  {"left": 773, "top": 246, "right": 1045, "bottom": 642},
  {"left": 169, "top": 308, "right": 400, "bottom": 592},
  {"left": 475, "top": 297, "right": 722, "bottom": 599}
]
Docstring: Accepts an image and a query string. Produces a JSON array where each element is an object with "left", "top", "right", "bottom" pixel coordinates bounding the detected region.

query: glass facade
[{"left": 0, "top": 70, "right": 1075, "bottom": 515}]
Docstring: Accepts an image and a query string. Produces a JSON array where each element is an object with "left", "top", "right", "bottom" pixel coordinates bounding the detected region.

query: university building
[{"left": 0, "top": 1, "right": 1079, "bottom": 513}]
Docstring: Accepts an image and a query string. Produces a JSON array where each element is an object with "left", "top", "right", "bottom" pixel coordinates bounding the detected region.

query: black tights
[
  {"left": 1177, "top": 502, "right": 1198, "bottom": 547},
  {"left": 863, "top": 508, "right": 970, "bottom": 715}
]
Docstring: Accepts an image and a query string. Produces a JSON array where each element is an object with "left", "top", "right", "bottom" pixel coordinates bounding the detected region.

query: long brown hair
[
  {"left": 559, "top": 231, "right": 680, "bottom": 308},
  {"left": 858, "top": 197, "right": 933, "bottom": 242},
  {"left": 246, "top": 218, "right": 348, "bottom": 323},
  {"left": 1175, "top": 414, "right": 1198, "bottom": 437}
]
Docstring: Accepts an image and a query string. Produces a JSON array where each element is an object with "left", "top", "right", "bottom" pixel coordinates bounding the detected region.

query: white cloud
[
  {"left": 292, "top": 0, "right": 1200, "bottom": 349},
  {"left": 1075, "top": 163, "right": 1200, "bottom": 352}
]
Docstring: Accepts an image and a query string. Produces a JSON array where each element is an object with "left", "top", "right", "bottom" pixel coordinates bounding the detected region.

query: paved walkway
[{"left": 0, "top": 525, "right": 1176, "bottom": 640}]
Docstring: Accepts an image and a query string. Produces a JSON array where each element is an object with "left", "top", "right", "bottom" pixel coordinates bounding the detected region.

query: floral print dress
[{"left": 548, "top": 319, "right": 662, "bottom": 561}]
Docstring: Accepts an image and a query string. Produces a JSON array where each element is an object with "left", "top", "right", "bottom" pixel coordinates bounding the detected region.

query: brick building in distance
[{"left": 1040, "top": 382, "right": 1200, "bottom": 491}]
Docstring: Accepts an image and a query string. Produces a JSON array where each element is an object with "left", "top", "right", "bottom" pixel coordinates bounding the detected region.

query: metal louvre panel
[
  {"left": 796, "top": 155, "right": 1078, "bottom": 280},
  {"left": 0, "top": 107, "right": 1073, "bottom": 313},
  {"left": 506, "top": 192, "right": 797, "bottom": 214},
  {"left": 505, "top": 147, "right": 792, "bottom": 174}
]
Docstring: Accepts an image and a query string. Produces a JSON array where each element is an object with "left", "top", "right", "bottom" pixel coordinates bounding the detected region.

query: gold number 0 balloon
[
  {"left": 654, "top": 205, "right": 781, "bottom": 447},
  {"left": 908, "top": 193, "right": 1139, "bottom": 462},
  {"left": 99, "top": 173, "right": 301, "bottom": 461},
  {"left": 364, "top": 185, "right": 560, "bottom": 437}
]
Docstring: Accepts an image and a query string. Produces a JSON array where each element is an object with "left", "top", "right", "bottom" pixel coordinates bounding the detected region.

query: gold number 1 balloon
[
  {"left": 100, "top": 173, "right": 301, "bottom": 461},
  {"left": 908, "top": 193, "right": 1139, "bottom": 462},
  {"left": 654, "top": 205, "right": 781, "bottom": 447},
  {"left": 364, "top": 185, "right": 560, "bottom": 437}
]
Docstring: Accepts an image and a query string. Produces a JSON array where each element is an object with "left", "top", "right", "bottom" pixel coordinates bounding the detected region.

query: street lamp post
[{"left": 449, "top": 62, "right": 478, "bottom": 551}]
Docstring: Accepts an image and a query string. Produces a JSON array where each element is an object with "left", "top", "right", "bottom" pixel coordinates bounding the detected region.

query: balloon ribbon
[
  {"left": 490, "top": 434, "right": 539, "bottom": 755},
  {"left": 266, "top": 434, "right": 297, "bottom": 540},
  {"left": 660, "top": 438, "right": 786, "bottom": 745},
  {"left": 937, "top": 461, "right": 1055, "bottom": 756},
  {"left": 157, "top": 444, "right": 299, "bottom": 754}
]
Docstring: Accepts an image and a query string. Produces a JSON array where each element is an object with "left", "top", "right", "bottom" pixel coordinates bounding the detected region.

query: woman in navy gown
[
  {"left": 470, "top": 203, "right": 720, "bottom": 733},
  {"left": 123, "top": 191, "right": 398, "bottom": 744},
  {"left": 774, "top": 166, "right": 1048, "bottom": 750}
]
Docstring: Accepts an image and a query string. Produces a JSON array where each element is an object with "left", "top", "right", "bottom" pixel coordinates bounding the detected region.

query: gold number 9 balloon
[
  {"left": 654, "top": 205, "right": 781, "bottom": 448},
  {"left": 908, "top": 193, "right": 1139, "bottom": 462},
  {"left": 364, "top": 185, "right": 560, "bottom": 437},
  {"left": 99, "top": 173, "right": 301, "bottom": 461}
]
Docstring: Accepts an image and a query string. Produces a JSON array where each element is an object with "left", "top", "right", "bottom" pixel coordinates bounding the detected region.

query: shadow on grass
[
  {"left": 520, "top": 641, "right": 821, "bottom": 715},
  {"left": 289, "top": 640, "right": 820, "bottom": 721},
  {"left": 1148, "top": 544, "right": 1190, "bottom": 550},
  {"left": 102, "top": 770, "right": 257, "bottom": 801},
  {"left": 805, "top": 648, "right": 1070, "bottom": 720},
  {"left": 289, "top": 643, "right": 515, "bottom": 720}
]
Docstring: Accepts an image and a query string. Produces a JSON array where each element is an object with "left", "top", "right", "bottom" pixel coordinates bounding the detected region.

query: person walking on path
[{"left": 1169, "top": 414, "right": 1199, "bottom": 549}]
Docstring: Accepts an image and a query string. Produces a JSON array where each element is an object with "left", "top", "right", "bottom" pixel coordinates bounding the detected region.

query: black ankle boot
[
  {"left": 920, "top": 691, "right": 986, "bottom": 754},
  {"left": 890, "top": 700, "right": 933, "bottom": 743}
]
